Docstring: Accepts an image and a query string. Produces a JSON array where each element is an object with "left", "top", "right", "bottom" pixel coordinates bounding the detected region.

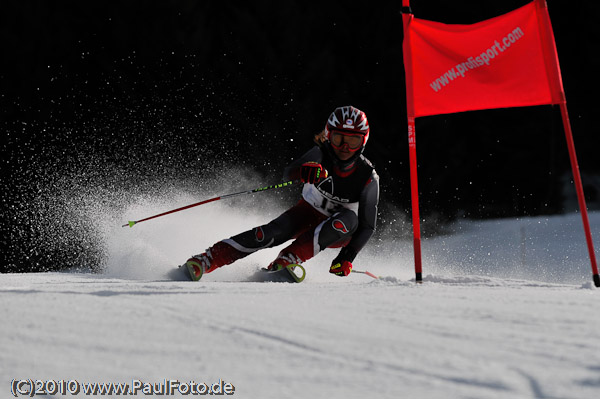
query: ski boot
[
  {"left": 182, "top": 253, "right": 211, "bottom": 281},
  {"left": 266, "top": 253, "right": 306, "bottom": 283}
]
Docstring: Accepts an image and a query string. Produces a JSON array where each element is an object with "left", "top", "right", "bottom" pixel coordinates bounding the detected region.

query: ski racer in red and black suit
[{"left": 184, "top": 105, "right": 379, "bottom": 280}]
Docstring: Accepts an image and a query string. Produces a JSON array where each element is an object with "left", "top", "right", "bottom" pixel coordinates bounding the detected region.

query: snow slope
[{"left": 1, "top": 196, "right": 599, "bottom": 398}]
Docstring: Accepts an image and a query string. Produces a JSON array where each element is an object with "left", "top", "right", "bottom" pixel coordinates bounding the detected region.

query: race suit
[{"left": 203, "top": 145, "right": 379, "bottom": 272}]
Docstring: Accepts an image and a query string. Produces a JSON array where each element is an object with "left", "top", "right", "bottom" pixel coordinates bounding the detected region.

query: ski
[
  {"left": 173, "top": 263, "right": 306, "bottom": 283},
  {"left": 260, "top": 264, "right": 306, "bottom": 283},
  {"left": 175, "top": 263, "right": 201, "bottom": 281}
]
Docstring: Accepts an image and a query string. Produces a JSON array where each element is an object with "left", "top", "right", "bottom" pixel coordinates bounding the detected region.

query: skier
[{"left": 184, "top": 105, "right": 379, "bottom": 281}]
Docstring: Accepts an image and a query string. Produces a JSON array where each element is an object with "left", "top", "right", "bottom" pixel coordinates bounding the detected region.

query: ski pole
[
  {"left": 122, "top": 180, "right": 300, "bottom": 228},
  {"left": 352, "top": 269, "right": 380, "bottom": 279}
]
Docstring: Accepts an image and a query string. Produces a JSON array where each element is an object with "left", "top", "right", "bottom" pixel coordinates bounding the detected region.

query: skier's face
[
  {"left": 330, "top": 131, "right": 364, "bottom": 150},
  {"left": 329, "top": 131, "right": 364, "bottom": 161},
  {"left": 332, "top": 145, "right": 354, "bottom": 161}
]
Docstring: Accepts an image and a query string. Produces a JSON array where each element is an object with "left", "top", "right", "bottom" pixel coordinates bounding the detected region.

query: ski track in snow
[{"left": 1, "top": 197, "right": 599, "bottom": 398}]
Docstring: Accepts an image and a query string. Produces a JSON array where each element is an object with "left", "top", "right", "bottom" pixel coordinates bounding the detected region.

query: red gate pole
[
  {"left": 560, "top": 102, "right": 600, "bottom": 286},
  {"left": 402, "top": 0, "right": 423, "bottom": 282},
  {"left": 536, "top": 0, "right": 599, "bottom": 286}
]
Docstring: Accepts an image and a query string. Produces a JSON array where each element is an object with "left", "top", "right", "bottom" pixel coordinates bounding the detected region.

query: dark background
[{"left": 1, "top": 0, "right": 599, "bottom": 273}]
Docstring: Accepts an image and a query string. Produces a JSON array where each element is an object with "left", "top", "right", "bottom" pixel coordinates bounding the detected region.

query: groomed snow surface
[{"left": 1, "top": 196, "right": 599, "bottom": 399}]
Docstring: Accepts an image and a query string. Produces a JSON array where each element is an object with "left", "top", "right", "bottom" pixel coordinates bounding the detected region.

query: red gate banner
[{"left": 403, "top": 1, "right": 563, "bottom": 117}]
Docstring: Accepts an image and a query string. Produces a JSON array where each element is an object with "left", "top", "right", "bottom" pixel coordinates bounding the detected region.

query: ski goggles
[{"left": 329, "top": 131, "right": 365, "bottom": 151}]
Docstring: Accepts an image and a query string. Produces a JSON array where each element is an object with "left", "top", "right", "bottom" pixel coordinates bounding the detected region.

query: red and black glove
[
  {"left": 300, "top": 162, "right": 327, "bottom": 184},
  {"left": 329, "top": 260, "right": 353, "bottom": 277}
]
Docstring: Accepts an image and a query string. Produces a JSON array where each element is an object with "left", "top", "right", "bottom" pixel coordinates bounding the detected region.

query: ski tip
[
  {"left": 122, "top": 221, "right": 136, "bottom": 228},
  {"left": 287, "top": 264, "right": 306, "bottom": 283},
  {"left": 258, "top": 264, "right": 305, "bottom": 283}
]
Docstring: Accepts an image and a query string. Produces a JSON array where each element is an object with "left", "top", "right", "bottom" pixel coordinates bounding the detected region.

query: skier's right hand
[
  {"left": 330, "top": 260, "right": 353, "bottom": 277},
  {"left": 300, "top": 162, "right": 328, "bottom": 184}
]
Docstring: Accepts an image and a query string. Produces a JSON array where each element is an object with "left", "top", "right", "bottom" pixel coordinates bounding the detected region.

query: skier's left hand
[{"left": 329, "top": 260, "right": 353, "bottom": 277}]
